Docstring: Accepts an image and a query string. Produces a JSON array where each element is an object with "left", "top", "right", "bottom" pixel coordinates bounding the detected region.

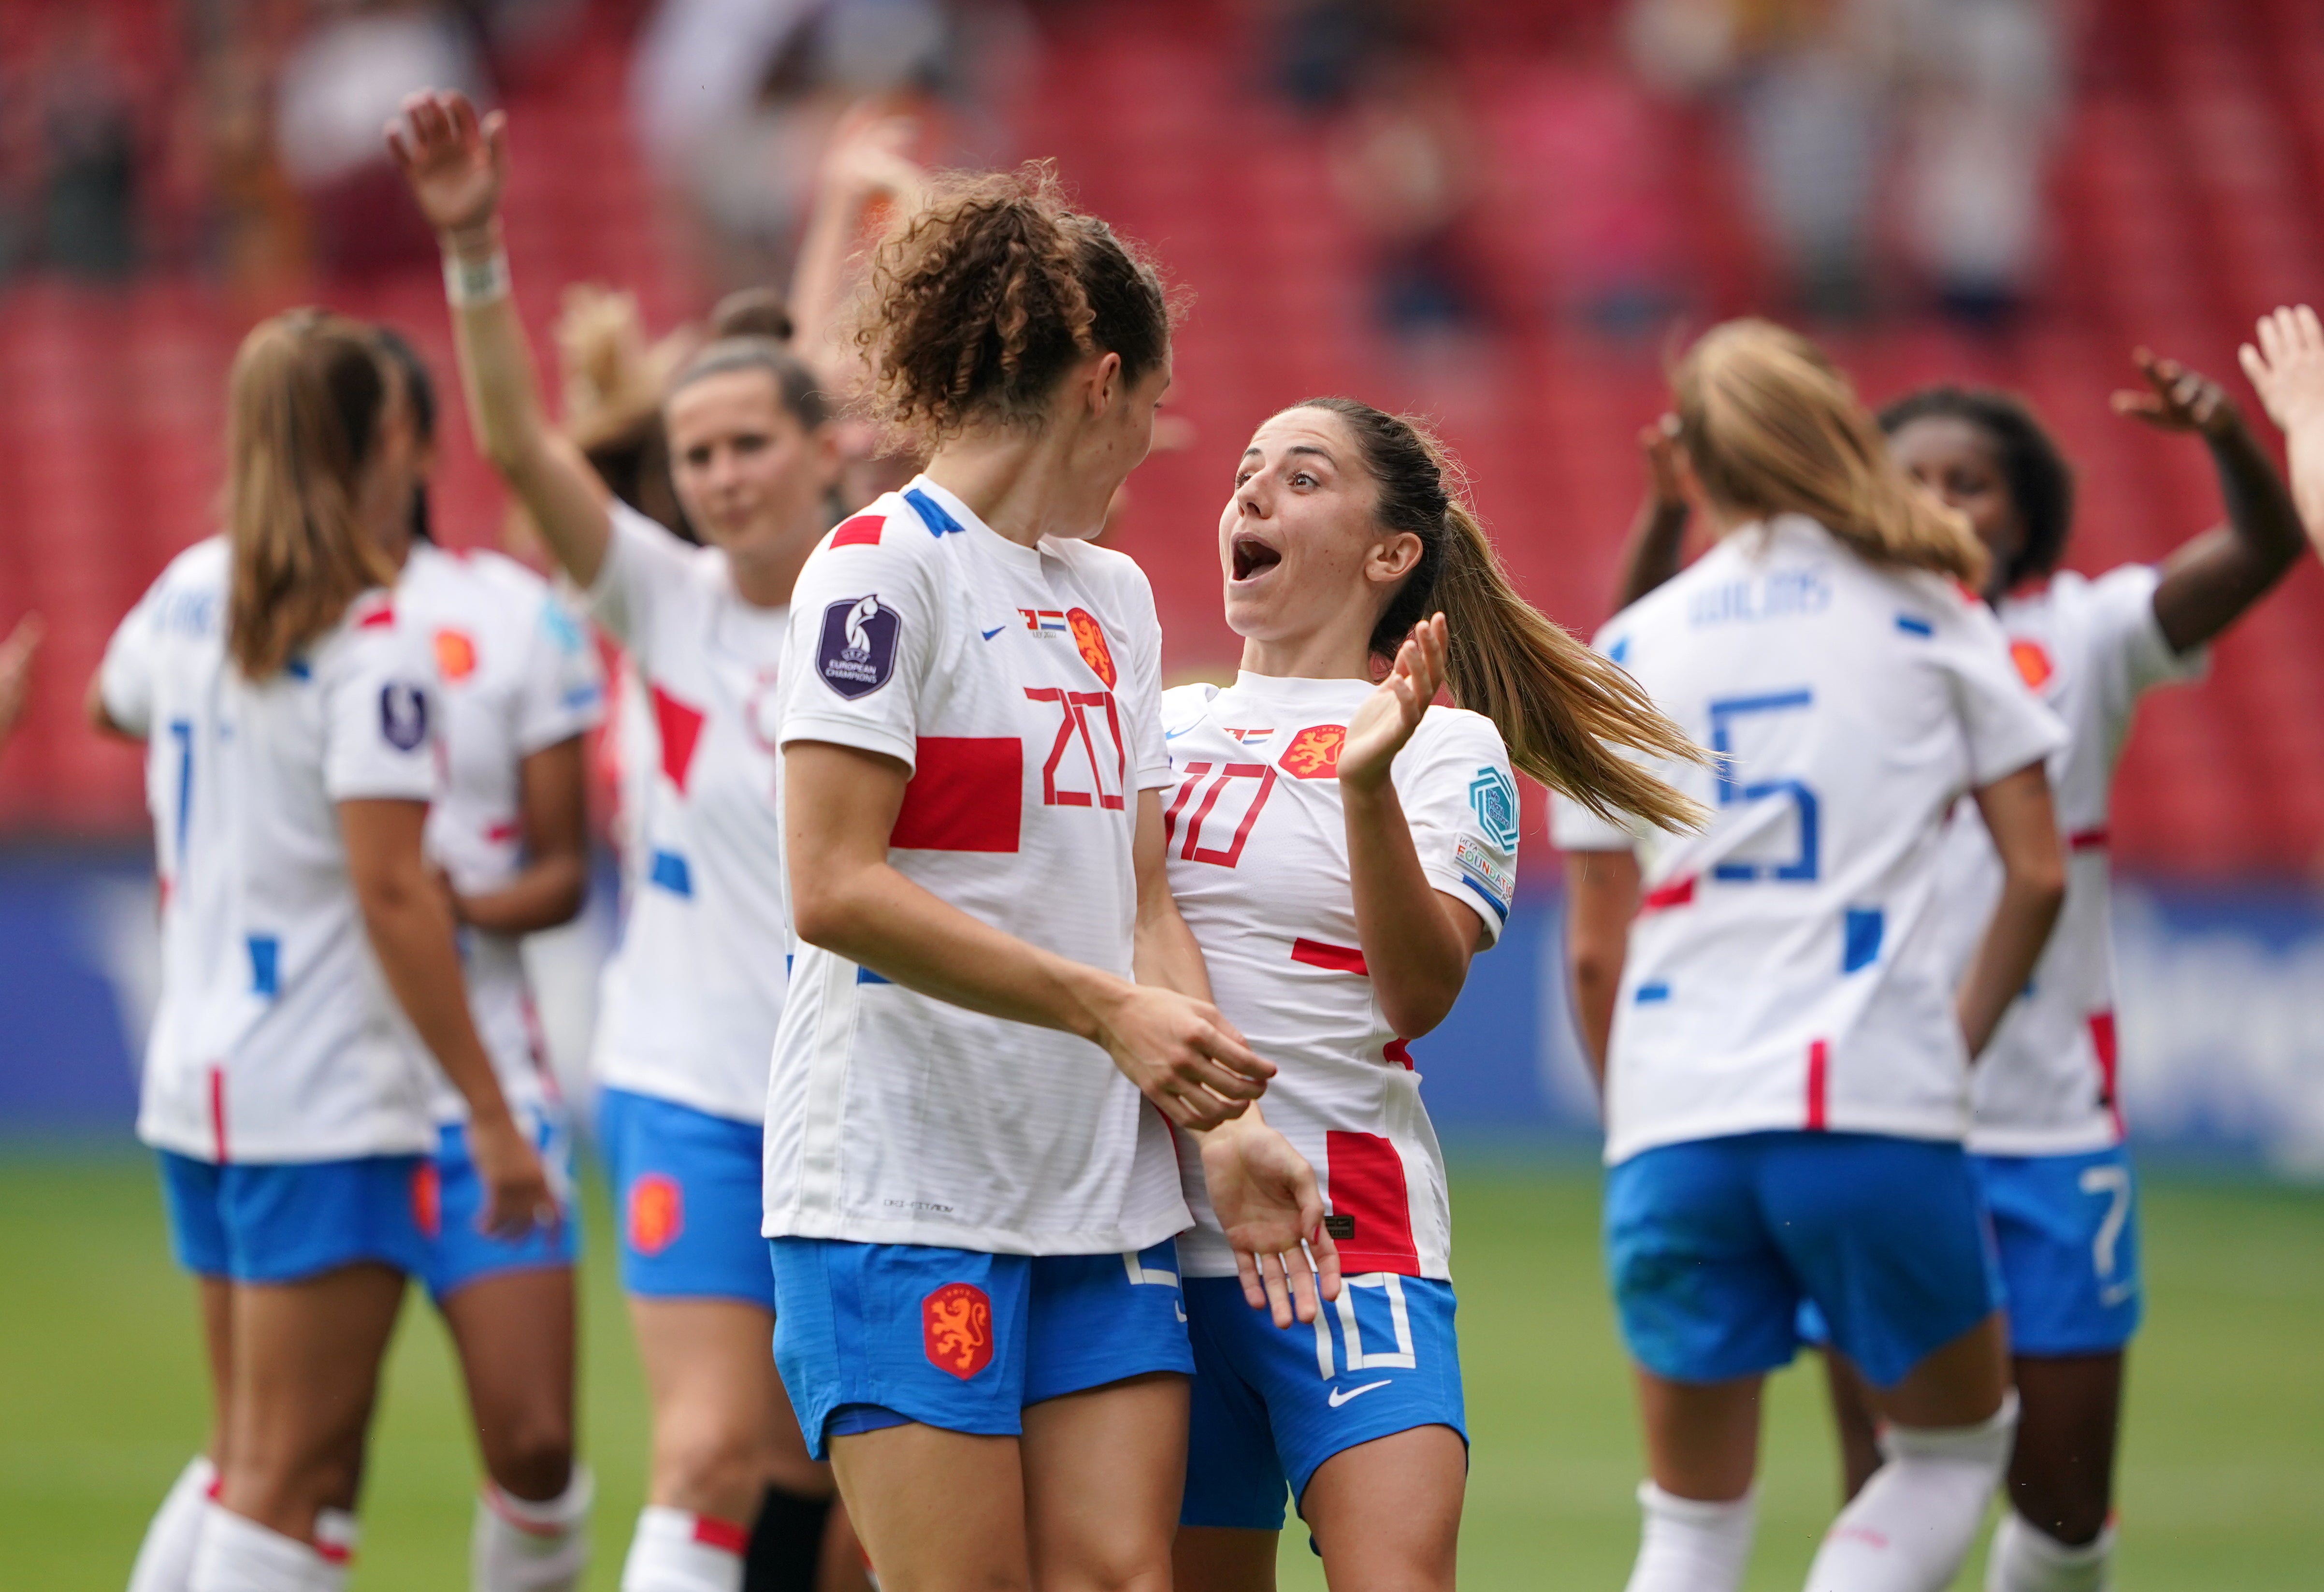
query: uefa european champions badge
[
  {"left": 379, "top": 680, "right": 429, "bottom": 750},
  {"left": 816, "top": 594, "right": 899, "bottom": 699},
  {"left": 1468, "top": 765, "right": 1520, "bottom": 851}
]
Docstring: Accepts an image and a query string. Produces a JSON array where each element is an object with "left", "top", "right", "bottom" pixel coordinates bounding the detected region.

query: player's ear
[{"left": 1367, "top": 530, "right": 1424, "bottom": 584}]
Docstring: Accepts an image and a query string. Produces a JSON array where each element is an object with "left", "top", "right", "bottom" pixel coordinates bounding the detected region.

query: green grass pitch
[{"left": 0, "top": 1151, "right": 2317, "bottom": 1588}]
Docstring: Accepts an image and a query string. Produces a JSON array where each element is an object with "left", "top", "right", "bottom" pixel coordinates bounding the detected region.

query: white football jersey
[
  {"left": 100, "top": 539, "right": 444, "bottom": 1163},
  {"left": 1160, "top": 673, "right": 1519, "bottom": 1281},
  {"left": 397, "top": 542, "right": 604, "bottom": 1123},
  {"left": 1925, "top": 564, "right": 2204, "bottom": 1154},
  {"left": 583, "top": 503, "right": 792, "bottom": 1124},
  {"left": 1550, "top": 516, "right": 2066, "bottom": 1165},
  {"left": 763, "top": 476, "right": 1185, "bottom": 1256}
]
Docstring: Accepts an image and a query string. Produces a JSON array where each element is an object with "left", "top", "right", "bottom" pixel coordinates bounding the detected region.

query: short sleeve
[
  {"left": 97, "top": 573, "right": 166, "bottom": 738},
  {"left": 1117, "top": 564, "right": 1173, "bottom": 792},
  {"left": 1936, "top": 592, "right": 2069, "bottom": 787},
  {"left": 582, "top": 501, "right": 706, "bottom": 656},
  {"left": 1396, "top": 712, "right": 1521, "bottom": 948},
  {"left": 2085, "top": 563, "right": 2207, "bottom": 699},
  {"left": 323, "top": 621, "right": 440, "bottom": 802},
  {"left": 514, "top": 587, "right": 606, "bottom": 754},
  {"left": 777, "top": 522, "right": 939, "bottom": 771}
]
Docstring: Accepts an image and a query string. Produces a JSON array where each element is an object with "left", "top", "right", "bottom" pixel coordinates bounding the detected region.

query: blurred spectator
[
  {"left": 276, "top": 0, "right": 488, "bottom": 277},
  {"left": 1628, "top": 0, "right": 1905, "bottom": 320},
  {"left": 1265, "top": 0, "right": 1408, "bottom": 112},
  {"left": 0, "top": 616, "right": 40, "bottom": 754},
  {"left": 1327, "top": 54, "right": 1484, "bottom": 341},
  {"left": 1895, "top": 0, "right": 2062, "bottom": 326},
  {"left": 630, "top": 0, "right": 1025, "bottom": 293},
  {"left": 35, "top": 19, "right": 143, "bottom": 280}
]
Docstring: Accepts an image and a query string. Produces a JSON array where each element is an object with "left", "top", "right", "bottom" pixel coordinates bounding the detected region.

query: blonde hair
[
  {"left": 1673, "top": 318, "right": 1989, "bottom": 587},
  {"left": 1296, "top": 399, "right": 1709, "bottom": 833},
  {"left": 223, "top": 311, "right": 398, "bottom": 678}
]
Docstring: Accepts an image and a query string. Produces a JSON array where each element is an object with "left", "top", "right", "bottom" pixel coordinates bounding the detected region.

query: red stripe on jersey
[
  {"left": 484, "top": 819, "right": 521, "bottom": 844},
  {"left": 1638, "top": 874, "right": 1696, "bottom": 914},
  {"left": 208, "top": 1065, "right": 228, "bottom": 1162},
  {"left": 1325, "top": 1131, "right": 1420, "bottom": 1274},
  {"left": 1291, "top": 938, "right": 1368, "bottom": 976},
  {"left": 690, "top": 1515, "right": 749, "bottom": 1556},
  {"left": 1384, "top": 1039, "right": 1414, "bottom": 1070},
  {"left": 893, "top": 738, "right": 1022, "bottom": 852},
  {"left": 315, "top": 1539, "right": 351, "bottom": 1565},
  {"left": 2068, "top": 827, "right": 2110, "bottom": 852},
  {"left": 2089, "top": 1010, "right": 2123, "bottom": 1137},
  {"left": 650, "top": 684, "right": 707, "bottom": 795},
  {"left": 831, "top": 514, "right": 884, "bottom": 548},
  {"left": 1804, "top": 1039, "right": 1829, "bottom": 1130},
  {"left": 354, "top": 603, "right": 396, "bottom": 630}
]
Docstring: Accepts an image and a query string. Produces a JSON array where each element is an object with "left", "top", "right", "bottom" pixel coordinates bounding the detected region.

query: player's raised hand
[
  {"left": 386, "top": 89, "right": 509, "bottom": 238},
  {"left": 1090, "top": 983, "right": 1273, "bottom": 1131},
  {"left": 1641, "top": 412, "right": 1687, "bottom": 508},
  {"left": 2112, "top": 348, "right": 2237, "bottom": 438},
  {"left": 1200, "top": 1115, "right": 1342, "bottom": 1327},
  {"left": 2239, "top": 305, "right": 2324, "bottom": 432},
  {"left": 821, "top": 102, "right": 924, "bottom": 208},
  {"left": 1339, "top": 611, "right": 1449, "bottom": 795}
]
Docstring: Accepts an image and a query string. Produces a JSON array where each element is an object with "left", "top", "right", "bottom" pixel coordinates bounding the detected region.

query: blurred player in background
[
  {"left": 766, "top": 164, "right": 1313, "bottom": 1592},
  {"left": 1616, "top": 341, "right": 2305, "bottom": 1592},
  {"left": 390, "top": 91, "right": 863, "bottom": 1592},
  {"left": 0, "top": 614, "right": 39, "bottom": 751},
  {"left": 94, "top": 309, "right": 553, "bottom": 1592},
  {"left": 372, "top": 329, "right": 606, "bottom": 1592},
  {"left": 1558, "top": 319, "right": 2070, "bottom": 1592},
  {"left": 1164, "top": 398, "right": 1701, "bottom": 1592}
]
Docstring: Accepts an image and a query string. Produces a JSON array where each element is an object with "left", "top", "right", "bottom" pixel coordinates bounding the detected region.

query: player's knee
[
  {"left": 655, "top": 1413, "right": 773, "bottom": 1509},
  {"left": 482, "top": 1409, "right": 575, "bottom": 1503}
]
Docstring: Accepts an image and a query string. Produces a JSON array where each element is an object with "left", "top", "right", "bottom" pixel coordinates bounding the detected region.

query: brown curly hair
[{"left": 848, "top": 163, "right": 1171, "bottom": 443}]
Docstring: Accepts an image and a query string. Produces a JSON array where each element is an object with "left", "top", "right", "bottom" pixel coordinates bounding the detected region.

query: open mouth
[{"left": 1231, "top": 533, "right": 1283, "bottom": 582}]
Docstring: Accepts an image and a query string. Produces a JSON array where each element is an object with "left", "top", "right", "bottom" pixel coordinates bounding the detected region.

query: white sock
[
  {"left": 619, "top": 1505, "right": 745, "bottom": 1592},
  {"left": 1623, "top": 1481, "right": 1757, "bottom": 1592},
  {"left": 128, "top": 1455, "right": 216, "bottom": 1592},
  {"left": 1804, "top": 1391, "right": 2021, "bottom": 1592},
  {"left": 1986, "top": 1510, "right": 2114, "bottom": 1592},
  {"left": 474, "top": 1465, "right": 594, "bottom": 1592},
  {"left": 188, "top": 1503, "right": 347, "bottom": 1592}
]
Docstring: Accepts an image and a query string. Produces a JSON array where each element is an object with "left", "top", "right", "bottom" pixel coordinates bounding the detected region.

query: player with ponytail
[
  {"left": 1165, "top": 397, "right": 1701, "bottom": 1592},
  {"left": 1557, "top": 319, "right": 2072, "bottom": 1592},
  {"left": 98, "top": 309, "right": 552, "bottom": 1592}
]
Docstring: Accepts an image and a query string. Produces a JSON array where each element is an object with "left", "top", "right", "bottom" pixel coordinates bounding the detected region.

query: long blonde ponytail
[
  {"left": 1294, "top": 398, "right": 1708, "bottom": 833},
  {"left": 1672, "top": 318, "right": 1989, "bottom": 586},
  {"left": 223, "top": 311, "right": 398, "bottom": 679}
]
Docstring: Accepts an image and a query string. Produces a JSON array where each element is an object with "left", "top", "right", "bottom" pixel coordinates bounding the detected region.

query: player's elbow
[
  {"left": 787, "top": 866, "right": 870, "bottom": 957},
  {"left": 1381, "top": 986, "right": 1458, "bottom": 1043},
  {"left": 2009, "top": 843, "right": 2068, "bottom": 915}
]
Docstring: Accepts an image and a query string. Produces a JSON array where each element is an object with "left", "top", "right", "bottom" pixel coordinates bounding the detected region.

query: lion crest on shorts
[{"left": 922, "top": 1281, "right": 994, "bottom": 1379}]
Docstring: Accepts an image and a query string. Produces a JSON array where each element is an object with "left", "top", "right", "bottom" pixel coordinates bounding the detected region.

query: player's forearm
[
  {"left": 357, "top": 869, "right": 518, "bottom": 1129},
  {"left": 1956, "top": 868, "right": 2064, "bottom": 1059},
  {"left": 1342, "top": 782, "right": 1470, "bottom": 1039},
  {"left": 441, "top": 222, "right": 613, "bottom": 588},
  {"left": 791, "top": 853, "right": 1131, "bottom": 1044},
  {"left": 455, "top": 852, "right": 589, "bottom": 936},
  {"left": 1133, "top": 891, "right": 1214, "bottom": 1003},
  {"left": 1613, "top": 498, "right": 1690, "bottom": 612}
]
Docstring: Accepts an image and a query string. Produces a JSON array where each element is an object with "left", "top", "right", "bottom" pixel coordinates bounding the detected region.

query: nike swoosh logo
[
  {"left": 1327, "top": 1380, "right": 1392, "bottom": 1408},
  {"left": 981, "top": 625, "right": 1007, "bottom": 640}
]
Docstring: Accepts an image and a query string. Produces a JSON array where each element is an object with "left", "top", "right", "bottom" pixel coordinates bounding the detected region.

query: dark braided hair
[
  {"left": 849, "top": 163, "right": 1171, "bottom": 443},
  {"left": 1878, "top": 386, "right": 2075, "bottom": 592}
]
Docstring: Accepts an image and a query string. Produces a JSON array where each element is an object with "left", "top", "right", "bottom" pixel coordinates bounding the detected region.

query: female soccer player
[
  {"left": 1613, "top": 343, "right": 2308, "bottom": 1591},
  {"left": 764, "top": 163, "right": 1317, "bottom": 1592},
  {"left": 373, "top": 329, "right": 606, "bottom": 1590},
  {"left": 1164, "top": 399, "right": 1700, "bottom": 1592},
  {"left": 1558, "top": 319, "right": 2071, "bottom": 1592},
  {"left": 98, "top": 309, "right": 552, "bottom": 1592},
  {"left": 391, "top": 91, "right": 859, "bottom": 1592}
]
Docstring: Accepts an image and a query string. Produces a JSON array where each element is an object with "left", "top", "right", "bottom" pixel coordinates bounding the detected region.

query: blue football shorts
[
  {"left": 1604, "top": 1130, "right": 2002, "bottom": 1389},
  {"left": 159, "top": 1150, "right": 431, "bottom": 1285},
  {"left": 598, "top": 1086, "right": 771, "bottom": 1309},
  {"left": 419, "top": 1104, "right": 579, "bottom": 1302},
  {"left": 1973, "top": 1143, "right": 2141, "bottom": 1356},
  {"left": 1180, "top": 1271, "right": 1465, "bottom": 1531},
  {"left": 768, "top": 1236, "right": 1195, "bottom": 1460}
]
